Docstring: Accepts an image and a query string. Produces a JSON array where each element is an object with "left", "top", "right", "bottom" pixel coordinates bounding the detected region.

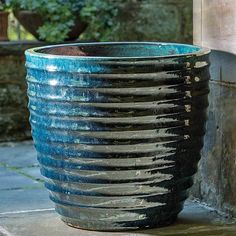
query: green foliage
[
  {"left": 80, "top": 0, "right": 121, "bottom": 41},
  {"left": 7, "top": 0, "right": 85, "bottom": 42},
  {"left": 0, "top": 0, "right": 10, "bottom": 11},
  {"left": 80, "top": 0, "right": 141, "bottom": 41}
]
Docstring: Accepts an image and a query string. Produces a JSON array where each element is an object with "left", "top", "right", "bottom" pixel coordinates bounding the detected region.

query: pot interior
[{"left": 36, "top": 43, "right": 202, "bottom": 58}]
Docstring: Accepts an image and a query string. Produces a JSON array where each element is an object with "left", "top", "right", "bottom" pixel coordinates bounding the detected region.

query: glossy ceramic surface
[{"left": 25, "top": 42, "right": 210, "bottom": 231}]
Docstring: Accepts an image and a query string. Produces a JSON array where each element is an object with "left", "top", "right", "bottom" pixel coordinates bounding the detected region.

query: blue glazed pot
[{"left": 25, "top": 42, "right": 210, "bottom": 231}]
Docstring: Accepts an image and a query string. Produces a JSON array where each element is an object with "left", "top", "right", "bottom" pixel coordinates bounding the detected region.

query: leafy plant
[
  {"left": 7, "top": 0, "right": 85, "bottom": 42},
  {"left": 80, "top": 0, "right": 121, "bottom": 41},
  {"left": 0, "top": 0, "right": 10, "bottom": 11},
  {"left": 80, "top": 0, "right": 140, "bottom": 41}
]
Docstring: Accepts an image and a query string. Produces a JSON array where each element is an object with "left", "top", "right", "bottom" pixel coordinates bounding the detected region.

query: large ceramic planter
[
  {"left": 14, "top": 11, "right": 87, "bottom": 41},
  {"left": 0, "top": 11, "right": 9, "bottom": 41},
  {"left": 25, "top": 42, "right": 210, "bottom": 231}
]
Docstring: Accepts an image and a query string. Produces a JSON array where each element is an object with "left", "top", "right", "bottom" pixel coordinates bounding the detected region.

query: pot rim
[{"left": 25, "top": 42, "right": 211, "bottom": 61}]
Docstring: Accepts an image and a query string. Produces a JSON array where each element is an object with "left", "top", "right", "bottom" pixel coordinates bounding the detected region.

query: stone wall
[
  {"left": 192, "top": 0, "right": 236, "bottom": 217},
  {"left": 117, "top": 0, "right": 193, "bottom": 43},
  {"left": 190, "top": 51, "right": 236, "bottom": 217},
  {"left": 82, "top": 0, "right": 193, "bottom": 43},
  {"left": 0, "top": 41, "right": 46, "bottom": 141}
]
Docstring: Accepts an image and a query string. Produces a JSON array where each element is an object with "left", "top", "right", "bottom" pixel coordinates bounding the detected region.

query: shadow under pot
[{"left": 25, "top": 42, "right": 210, "bottom": 231}]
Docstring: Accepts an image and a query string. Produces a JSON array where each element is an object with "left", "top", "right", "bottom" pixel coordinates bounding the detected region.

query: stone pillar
[
  {"left": 192, "top": 0, "right": 236, "bottom": 216},
  {"left": 193, "top": 0, "right": 236, "bottom": 53}
]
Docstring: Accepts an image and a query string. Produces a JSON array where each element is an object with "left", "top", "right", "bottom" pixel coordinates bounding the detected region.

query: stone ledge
[
  {"left": 0, "top": 41, "right": 47, "bottom": 56},
  {"left": 0, "top": 40, "right": 85, "bottom": 56},
  {"left": 210, "top": 50, "right": 236, "bottom": 83}
]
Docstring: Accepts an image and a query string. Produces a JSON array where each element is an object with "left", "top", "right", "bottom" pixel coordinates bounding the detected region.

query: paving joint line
[
  {"left": 0, "top": 185, "right": 44, "bottom": 191},
  {"left": 0, "top": 208, "right": 55, "bottom": 216},
  {"left": 0, "top": 162, "right": 44, "bottom": 183}
]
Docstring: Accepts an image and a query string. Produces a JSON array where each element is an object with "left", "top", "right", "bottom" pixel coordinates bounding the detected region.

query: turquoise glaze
[{"left": 25, "top": 42, "right": 210, "bottom": 231}]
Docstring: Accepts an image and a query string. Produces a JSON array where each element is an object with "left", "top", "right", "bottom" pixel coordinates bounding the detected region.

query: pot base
[{"left": 61, "top": 214, "right": 178, "bottom": 232}]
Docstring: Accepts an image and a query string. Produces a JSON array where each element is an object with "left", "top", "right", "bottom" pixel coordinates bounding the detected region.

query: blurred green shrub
[
  {"left": 7, "top": 0, "right": 85, "bottom": 42},
  {"left": 80, "top": 0, "right": 123, "bottom": 41}
]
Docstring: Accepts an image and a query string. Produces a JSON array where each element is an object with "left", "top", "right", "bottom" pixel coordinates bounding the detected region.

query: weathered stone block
[
  {"left": 192, "top": 82, "right": 236, "bottom": 216},
  {"left": 190, "top": 50, "right": 236, "bottom": 217},
  {"left": 116, "top": 0, "right": 193, "bottom": 43},
  {"left": 0, "top": 41, "right": 47, "bottom": 141},
  {"left": 132, "top": 3, "right": 180, "bottom": 41}
]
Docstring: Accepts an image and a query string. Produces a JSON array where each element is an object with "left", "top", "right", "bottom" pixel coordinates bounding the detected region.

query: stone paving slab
[
  {"left": 0, "top": 201, "right": 236, "bottom": 236},
  {"left": 0, "top": 188, "right": 53, "bottom": 214},
  {"left": 0, "top": 141, "right": 52, "bottom": 215},
  {"left": 0, "top": 167, "right": 41, "bottom": 191},
  {"left": 0, "top": 142, "right": 236, "bottom": 235},
  {"left": 0, "top": 141, "right": 38, "bottom": 168}
]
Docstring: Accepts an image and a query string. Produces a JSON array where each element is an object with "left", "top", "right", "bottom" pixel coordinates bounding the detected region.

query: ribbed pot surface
[{"left": 25, "top": 42, "right": 210, "bottom": 231}]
